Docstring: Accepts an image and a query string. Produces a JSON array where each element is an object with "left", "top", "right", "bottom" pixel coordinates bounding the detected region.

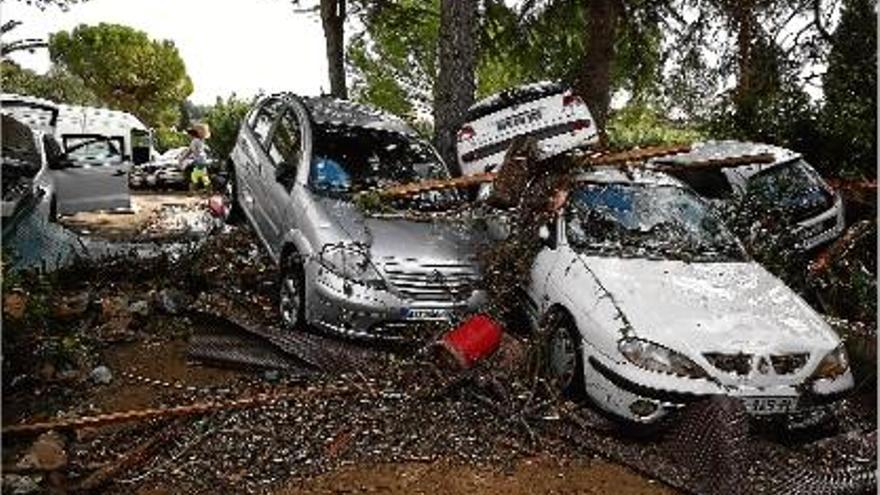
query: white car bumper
[{"left": 584, "top": 353, "right": 854, "bottom": 424}]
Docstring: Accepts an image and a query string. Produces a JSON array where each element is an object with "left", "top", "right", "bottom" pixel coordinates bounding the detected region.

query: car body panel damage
[
  {"left": 530, "top": 167, "right": 854, "bottom": 423},
  {"left": 230, "top": 93, "right": 486, "bottom": 339}
]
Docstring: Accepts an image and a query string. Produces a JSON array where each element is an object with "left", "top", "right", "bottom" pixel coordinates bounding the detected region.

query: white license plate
[
  {"left": 404, "top": 308, "right": 450, "bottom": 321},
  {"left": 496, "top": 108, "right": 543, "bottom": 132},
  {"left": 743, "top": 396, "right": 798, "bottom": 415}
]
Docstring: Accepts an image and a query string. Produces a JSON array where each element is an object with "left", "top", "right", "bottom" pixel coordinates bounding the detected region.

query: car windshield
[
  {"left": 565, "top": 183, "right": 746, "bottom": 262},
  {"left": 309, "top": 124, "right": 448, "bottom": 198},
  {"left": 745, "top": 158, "right": 830, "bottom": 211}
]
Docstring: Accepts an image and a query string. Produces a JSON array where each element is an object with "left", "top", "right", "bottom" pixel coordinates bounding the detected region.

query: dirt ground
[
  {"left": 280, "top": 457, "right": 673, "bottom": 495},
  {"left": 60, "top": 192, "right": 206, "bottom": 240}
]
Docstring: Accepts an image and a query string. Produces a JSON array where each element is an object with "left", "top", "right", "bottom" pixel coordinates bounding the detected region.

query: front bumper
[
  {"left": 795, "top": 196, "right": 845, "bottom": 250},
  {"left": 586, "top": 354, "right": 854, "bottom": 424},
  {"left": 305, "top": 262, "right": 486, "bottom": 340}
]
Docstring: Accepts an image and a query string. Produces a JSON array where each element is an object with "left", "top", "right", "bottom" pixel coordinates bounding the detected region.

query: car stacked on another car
[
  {"left": 229, "top": 94, "right": 486, "bottom": 339},
  {"left": 650, "top": 140, "right": 845, "bottom": 250},
  {"left": 520, "top": 166, "right": 853, "bottom": 424},
  {"left": 456, "top": 81, "right": 599, "bottom": 176}
]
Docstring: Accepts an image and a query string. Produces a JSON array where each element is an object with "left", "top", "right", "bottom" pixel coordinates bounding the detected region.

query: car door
[
  {"left": 51, "top": 134, "right": 131, "bottom": 215},
  {"left": 260, "top": 102, "right": 306, "bottom": 252},
  {"left": 239, "top": 98, "right": 283, "bottom": 249}
]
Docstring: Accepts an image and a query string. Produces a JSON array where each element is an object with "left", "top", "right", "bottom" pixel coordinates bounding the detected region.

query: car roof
[
  {"left": 297, "top": 96, "right": 417, "bottom": 136},
  {"left": 650, "top": 140, "right": 801, "bottom": 180},
  {"left": 574, "top": 166, "right": 685, "bottom": 188}
]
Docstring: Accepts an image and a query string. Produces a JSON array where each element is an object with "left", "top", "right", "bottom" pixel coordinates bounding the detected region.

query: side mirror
[
  {"left": 539, "top": 223, "right": 558, "bottom": 248},
  {"left": 538, "top": 224, "right": 552, "bottom": 242},
  {"left": 49, "top": 156, "right": 73, "bottom": 170}
]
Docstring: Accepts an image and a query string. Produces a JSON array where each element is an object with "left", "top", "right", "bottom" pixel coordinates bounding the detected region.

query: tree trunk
[
  {"left": 575, "top": 0, "right": 620, "bottom": 141},
  {"left": 433, "top": 0, "right": 478, "bottom": 175},
  {"left": 320, "top": 0, "right": 347, "bottom": 99}
]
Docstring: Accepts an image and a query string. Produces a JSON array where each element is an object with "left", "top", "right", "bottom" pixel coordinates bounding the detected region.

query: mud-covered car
[
  {"left": 651, "top": 141, "right": 844, "bottom": 251},
  {"left": 526, "top": 167, "right": 853, "bottom": 424},
  {"left": 229, "top": 94, "right": 485, "bottom": 339}
]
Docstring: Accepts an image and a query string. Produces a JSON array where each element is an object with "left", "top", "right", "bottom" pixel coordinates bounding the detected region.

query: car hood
[
  {"left": 579, "top": 256, "right": 839, "bottom": 354},
  {"left": 315, "top": 196, "right": 482, "bottom": 268}
]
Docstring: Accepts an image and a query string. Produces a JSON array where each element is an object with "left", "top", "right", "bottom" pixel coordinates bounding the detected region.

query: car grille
[
  {"left": 382, "top": 262, "right": 479, "bottom": 302},
  {"left": 704, "top": 353, "right": 752, "bottom": 375},
  {"left": 770, "top": 353, "right": 809, "bottom": 375},
  {"left": 704, "top": 352, "right": 810, "bottom": 376}
]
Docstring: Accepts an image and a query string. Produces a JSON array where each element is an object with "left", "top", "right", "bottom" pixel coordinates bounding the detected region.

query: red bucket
[{"left": 439, "top": 314, "right": 504, "bottom": 369}]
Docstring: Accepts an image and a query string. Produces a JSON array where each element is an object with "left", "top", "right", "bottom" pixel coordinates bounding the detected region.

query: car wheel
[
  {"left": 225, "top": 162, "right": 244, "bottom": 223},
  {"left": 48, "top": 196, "right": 58, "bottom": 223},
  {"left": 279, "top": 253, "right": 306, "bottom": 330},
  {"left": 544, "top": 310, "right": 585, "bottom": 397}
]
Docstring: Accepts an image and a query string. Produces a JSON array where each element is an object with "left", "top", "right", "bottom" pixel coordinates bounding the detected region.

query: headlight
[
  {"left": 812, "top": 344, "right": 850, "bottom": 379},
  {"left": 318, "top": 243, "right": 384, "bottom": 284},
  {"left": 618, "top": 338, "right": 709, "bottom": 379}
]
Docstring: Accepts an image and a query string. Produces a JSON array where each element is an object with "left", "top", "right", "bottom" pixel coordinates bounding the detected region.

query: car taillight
[
  {"left": 563, "top": 93, "right": 584, "bottom": 107},
  {"left": 457, "top": 125, "right": 475, "bottom": 142},
  {"left": 572, "top": 119, "right": 591, "bottom": 131}
]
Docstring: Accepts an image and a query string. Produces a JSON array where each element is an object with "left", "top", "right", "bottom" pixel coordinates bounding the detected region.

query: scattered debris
[
  {"left": 89, "top": 365, "right": 113, "bottom": 385},
  {"left": 18, "top": 431, "right": 67, "bottom": 471}
]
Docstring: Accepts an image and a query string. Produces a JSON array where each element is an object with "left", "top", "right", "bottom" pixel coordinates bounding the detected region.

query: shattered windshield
[
  {"left": 309, "top": 124, "right": 448, "bottom": 198},
  {"left": 565, "top": 183, "right": 746, "bottom": 262},
  {"left": 745, "top": 158, "right": 832, "bottom": 214}
]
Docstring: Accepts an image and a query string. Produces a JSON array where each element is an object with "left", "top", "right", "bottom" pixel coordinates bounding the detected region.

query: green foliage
[
  {"left": 606, "top": 103, "right": 703, "bottom": 150},
  {"left": 347, "top": 0, "right": 439, "bottom": 123},
  {"left": 202, "top": 94, "right": 251, "bottom": 161},
  {"left": 49, "top": 23, "right": 193, "bottom": 129},
  {"left": 349, "top": 0, "right": 663, "bottom": 127},
  {"left": 819, "top": 0, "right": 877, "bottom": 179},
  {"left": 0, "top": 61, "right": 101, "bottom": 105},
  {"left": 153, "top": 126, "right": 189, "bottom": 153}
]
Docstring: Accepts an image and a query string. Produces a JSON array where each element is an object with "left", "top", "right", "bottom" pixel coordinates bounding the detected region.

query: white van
[
  {"left": 1, "top": 94, "right": 154, "bottom": 215},
  {"left": 456, "top": 81, "right": 599, "bottom": 176}
]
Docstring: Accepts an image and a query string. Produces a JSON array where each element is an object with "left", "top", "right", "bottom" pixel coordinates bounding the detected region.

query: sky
[{"left": 4, "top": 0, "right": 331, "bottom": 105}]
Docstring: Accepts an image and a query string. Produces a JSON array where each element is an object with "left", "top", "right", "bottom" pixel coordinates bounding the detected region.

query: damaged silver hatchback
[{"left": 229, "top": 94, "right": 485, "bottom": 339}]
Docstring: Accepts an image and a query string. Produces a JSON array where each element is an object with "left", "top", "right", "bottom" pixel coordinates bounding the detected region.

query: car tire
[
  {"left": 48, "top": 196, "right": 58, "bottom": 223},
  {"left": 542, "top": 309, "right": 585, "bottom": 398},
  {"left": 279, "top": 252, "right": 306, "bottom": 330},
  {"left": 225, "top": 161, "right": 244, "bottom": 224}
]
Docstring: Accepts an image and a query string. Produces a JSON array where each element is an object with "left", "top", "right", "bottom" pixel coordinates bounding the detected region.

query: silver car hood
[
  {"left": 315, "top": 197, "right": 480, "bottom": 267},
  {"left": 579, "top": 256, "right": 840, "bottom": 354}
]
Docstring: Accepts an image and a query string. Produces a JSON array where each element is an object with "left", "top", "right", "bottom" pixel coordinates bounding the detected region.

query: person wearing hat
[{"left": 179, "top": 123, "right": 212, "bottom": 192}]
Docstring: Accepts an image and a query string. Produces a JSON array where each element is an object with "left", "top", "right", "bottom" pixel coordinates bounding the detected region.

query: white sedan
[{"left": 525, "top": 168, "right": 853, "bottom": 424}]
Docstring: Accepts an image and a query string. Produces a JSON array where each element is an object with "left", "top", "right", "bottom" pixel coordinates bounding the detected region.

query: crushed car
[
  {"left": 228, "top": 94, "right": 485, "bottom": 339},
  {"left": 456, "top": 81, "right": 599, "bottom": 176},
  {"left": 1, "top": 93, "right": 143, "bottom": 215},
  {"left": 2, "top": 114, "right": 57, "bottom": 229},
  {"left": 517, "top": 167, "right": 853, "bottom": 424},
  {"left": 651, "top": 141, "right": 845, "bottom": 251}
]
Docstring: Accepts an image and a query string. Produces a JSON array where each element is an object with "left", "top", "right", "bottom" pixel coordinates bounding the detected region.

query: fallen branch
[
  {"left": 75, "top": 420, "right": 183, "bottom": 491},
  {"left": 650, "top": 152, "right": 776, "bottom": 171},
  {"left": 2, "top": 391, "right": 298, "bottom": 437}
]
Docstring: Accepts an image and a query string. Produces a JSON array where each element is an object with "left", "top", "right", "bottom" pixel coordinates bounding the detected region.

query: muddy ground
[{"left": 2, "top": 191, "right": 876, "bottom": 494}]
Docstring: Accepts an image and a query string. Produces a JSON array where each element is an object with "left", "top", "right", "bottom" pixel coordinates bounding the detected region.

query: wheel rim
[
  {"left": 279, "top": 273, "right": 301, "bottom": 329},
  {"left": 548, "top": 323, "right": 577, "bottom": 390}
]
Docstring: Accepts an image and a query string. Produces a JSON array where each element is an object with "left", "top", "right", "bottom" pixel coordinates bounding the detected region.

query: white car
[
  {"left": 456, "top": 81, "right": 599, "bottom": 176},
  {"left": 524, "top": 167, "right": 853, "bottom": 424},
  {"left": 651, "top": 141, "right": 845, "bottom": 250}
]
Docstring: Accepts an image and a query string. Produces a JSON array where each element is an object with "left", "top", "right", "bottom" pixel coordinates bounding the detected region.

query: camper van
[{"left": 1, "top": 94, "right": 154, "bottom": 215}]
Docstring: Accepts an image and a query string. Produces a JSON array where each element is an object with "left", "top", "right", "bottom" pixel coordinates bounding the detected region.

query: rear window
[{"left": 467, "top": 82, "right": 567, "bottom": 122}]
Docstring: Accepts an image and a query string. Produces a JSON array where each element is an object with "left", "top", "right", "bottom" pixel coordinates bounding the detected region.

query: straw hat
[{"left": 190, "top": 123, "right": 211, "bottom": 139}]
